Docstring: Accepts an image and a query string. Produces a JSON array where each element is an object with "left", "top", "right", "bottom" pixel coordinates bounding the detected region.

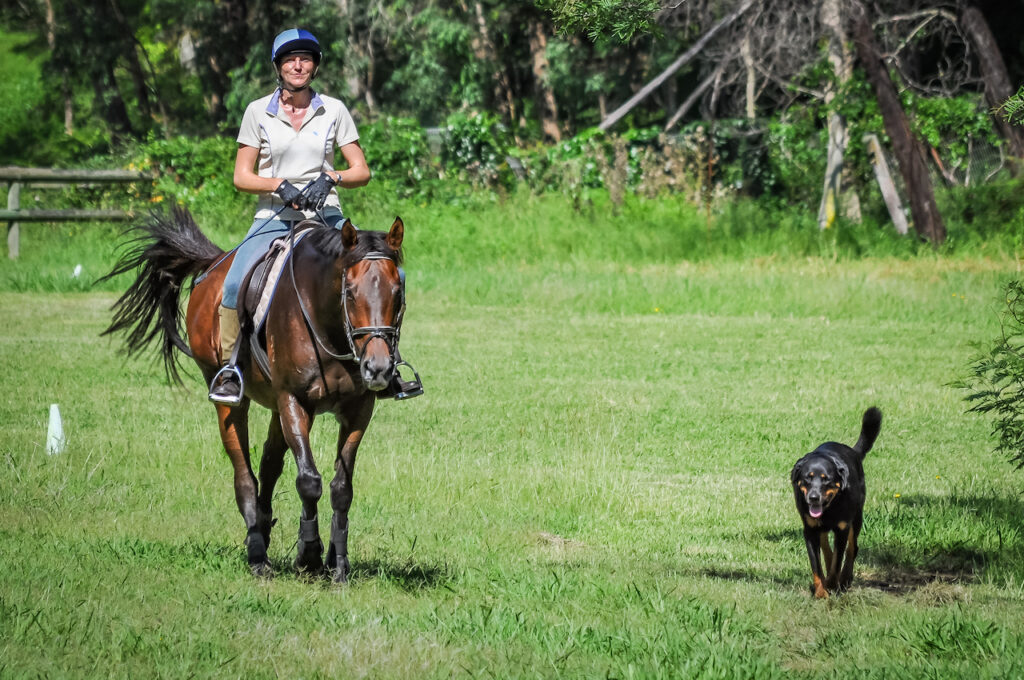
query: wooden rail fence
[{"left": 2, "top": 167, "right": 149, "bottom": 258}]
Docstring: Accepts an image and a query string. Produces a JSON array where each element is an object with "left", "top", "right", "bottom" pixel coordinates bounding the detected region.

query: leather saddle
[{"left": 239, "top": 228, "right": 314, "bottom": 380}]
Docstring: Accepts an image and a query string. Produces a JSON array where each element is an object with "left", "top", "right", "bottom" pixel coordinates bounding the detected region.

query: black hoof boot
[
  {"left": 294, "top": 517, "right": 323, "bottom": 574},
  {"left": 245, "top": 529, "right": 272, "bottom": 578}
]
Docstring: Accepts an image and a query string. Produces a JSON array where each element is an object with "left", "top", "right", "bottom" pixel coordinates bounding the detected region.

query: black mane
[{"left": 302, "top": 220, "right": 402, "bottom": 266}]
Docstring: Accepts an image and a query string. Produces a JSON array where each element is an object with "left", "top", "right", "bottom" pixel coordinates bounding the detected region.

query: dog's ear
[
  {"left": 790, "top": 458, "right": 806, "bottom": 485},
  {"left": 834, "top": 457, "right": 850, "bottom": 490}
]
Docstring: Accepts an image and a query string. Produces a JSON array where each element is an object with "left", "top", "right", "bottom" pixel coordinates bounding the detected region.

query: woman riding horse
[
  {"left": 210, "top": 27, "right": 421, "bottom": 405},
  {"left": 102, "top": 211, "right": 412, "bottom": 581}
]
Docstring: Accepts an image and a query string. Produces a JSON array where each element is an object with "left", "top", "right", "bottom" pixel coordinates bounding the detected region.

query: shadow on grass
[{"left": 263, "top": 553, "right": 452, "bottom": 591}]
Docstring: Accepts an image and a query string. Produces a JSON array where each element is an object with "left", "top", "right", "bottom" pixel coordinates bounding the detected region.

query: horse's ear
[
  {"left": 388, "top": 217, "right": 404, "bottom": 250},
  {"left": 341, "top": 219, "right": 358, "bottom": 250}
]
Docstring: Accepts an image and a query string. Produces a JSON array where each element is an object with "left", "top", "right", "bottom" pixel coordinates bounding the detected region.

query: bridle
[
  {"left": 290, "top": 243, "right": 403, "bottom": 364},
  {"left": 339, "top": 252, "right": 404, "bottom": 362}
]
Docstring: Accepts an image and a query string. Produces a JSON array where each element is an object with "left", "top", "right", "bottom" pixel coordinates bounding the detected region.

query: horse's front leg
[
  {"left": 327, "top": 398, "right": 375, "bottom": 584},
  {"left": 215, "top": 400, "right": 270, "bottom": 575},
  {"left": 255, "top": 412, "right": 288, "bottom": 552},
  {"left": 278, "top": 393, "right": 323, "bottom": 574}
]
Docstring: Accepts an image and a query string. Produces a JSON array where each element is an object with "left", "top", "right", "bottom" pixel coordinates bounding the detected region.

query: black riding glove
[
  {"left": 303, "top": 172, "right": 338, "bottom": 210},
  {"left": 275, "top": 179, "right": 303, "bottom": 208}
]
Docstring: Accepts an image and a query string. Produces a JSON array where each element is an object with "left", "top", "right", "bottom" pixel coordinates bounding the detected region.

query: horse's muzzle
[{"left": 359, "top": 338, "right": 394, "bottom": 391}]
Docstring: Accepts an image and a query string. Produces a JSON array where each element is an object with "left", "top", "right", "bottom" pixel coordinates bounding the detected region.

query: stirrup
[
  {"left": 390, "top": 360, "right": 423, "bottom": 400},
  {"left": 208, "top": 364, "right": 244, "bottom": 406}
]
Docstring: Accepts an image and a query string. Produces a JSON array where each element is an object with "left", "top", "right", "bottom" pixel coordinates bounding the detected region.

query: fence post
[{"left": 7, "top": 181, "right": 20, "bottom": 259}]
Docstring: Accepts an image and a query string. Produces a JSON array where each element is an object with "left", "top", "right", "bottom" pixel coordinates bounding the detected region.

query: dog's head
[{"left": 791, "top": 453, "right": 849, "bottom": 519}]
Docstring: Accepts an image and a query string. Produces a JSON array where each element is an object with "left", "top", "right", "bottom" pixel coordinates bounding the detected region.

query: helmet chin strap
[{"left": 279, "top": 79, "right": 311, "bottom": 93}]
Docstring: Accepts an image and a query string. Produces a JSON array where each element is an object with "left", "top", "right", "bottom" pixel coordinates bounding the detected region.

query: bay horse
[{"left": 101, "top": 206, "right": 406, "bottom": 581}]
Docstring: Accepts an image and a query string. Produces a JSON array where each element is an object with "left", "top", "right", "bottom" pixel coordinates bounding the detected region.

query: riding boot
[
  {"left": 208, "top": 304, "right": 244, "bottom": 405},
  {"left": 377, "top": 346, "right": 423, "bottom": 400}
]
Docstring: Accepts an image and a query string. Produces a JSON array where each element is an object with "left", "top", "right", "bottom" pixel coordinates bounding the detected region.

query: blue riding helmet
[{"left": 272, "top": 28, "right": 322, "bottom": 67}]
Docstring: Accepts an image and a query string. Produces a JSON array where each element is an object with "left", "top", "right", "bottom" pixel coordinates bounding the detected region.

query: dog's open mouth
[{"left": 808, "top": 503, "right": 824, "bottom": 518}]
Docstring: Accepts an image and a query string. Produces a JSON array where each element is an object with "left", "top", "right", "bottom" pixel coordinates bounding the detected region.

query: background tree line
[{"left": 2, "top": 0, "right": 1023, "bottom": 245}]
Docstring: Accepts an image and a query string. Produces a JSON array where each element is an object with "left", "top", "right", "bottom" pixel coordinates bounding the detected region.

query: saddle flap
[{"left": 242, "top": 228, "right": 314, "bottom": 334}]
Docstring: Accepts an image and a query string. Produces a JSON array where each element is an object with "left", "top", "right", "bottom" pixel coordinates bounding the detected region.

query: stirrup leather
[{"left": 208, "top": 364, "right": 245, "bottom": 405}]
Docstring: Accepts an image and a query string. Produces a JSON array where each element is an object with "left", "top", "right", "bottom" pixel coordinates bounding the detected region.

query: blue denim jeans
[{"left": 222, "top": 213, "right": 343, "bottom": 309}]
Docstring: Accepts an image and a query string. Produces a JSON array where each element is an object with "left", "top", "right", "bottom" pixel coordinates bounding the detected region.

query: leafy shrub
[
  {"left": 115, "top": 135, "right": 248, "bottom": 227},
  {"left": 958, "top": 280, "right": 1024, "bottom": 470},
  {"left": 440, "top": 111, "right": 514, "bottom": 188},
  {"left": 359, "top": 116, "right": 434, "bottom": 187}
]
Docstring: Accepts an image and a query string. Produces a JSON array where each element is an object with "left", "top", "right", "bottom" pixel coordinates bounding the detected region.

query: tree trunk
[
  {"left": 817, "top": 0, "right": 861, "bottom": 229},
  {"left": 850, "top": 1, "right": 945, "bottom": 245},
  {"left": 470, "top": 2, "right": 516, "bottom": 127},
  {"left": 108, "top": 0, "right": 151, "bottom": 123},
  {"left": 599, "top": 0, "right": 755, "bottom": 131},
  {"left": 42, "top": 0, "right": 74, "bottom": 134},
  {"left": 664, "top": 65, "right": 721, "bottom": 132},
  {"left": 95, "top": 63, "right": 134, "bottom": 136},
  {"left": 961, "top": 5, "right": 1024, "bottom": 164},
  {"left": 528, "top": 19, "right": 561, "bottom": 142},
  {"left": 740, "top": 33, "right": 756, "bottom": 120}
]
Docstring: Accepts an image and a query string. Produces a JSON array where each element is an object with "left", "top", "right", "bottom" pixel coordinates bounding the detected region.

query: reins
[
  {"left": 194, "top": 184, "right": 317, "bottom": 287},
  {"left": 287, "top": 220, "right": 402, "bottom": 365}
]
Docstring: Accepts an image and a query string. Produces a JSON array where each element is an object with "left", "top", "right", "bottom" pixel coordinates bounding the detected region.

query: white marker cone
[{"left": 46, "top": 404, "right": 66, "bottom": 455}]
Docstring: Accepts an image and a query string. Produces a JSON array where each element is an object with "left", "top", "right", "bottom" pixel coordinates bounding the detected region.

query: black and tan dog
[{"left": 790, "top": 407, "right": 882, "bottom": 598}]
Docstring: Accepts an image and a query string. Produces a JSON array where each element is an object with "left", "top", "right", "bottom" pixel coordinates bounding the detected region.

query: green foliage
[
  {"left": 439, "top": 110, "right": 515, "bottom": 188},
  {"left": 959, "top": 280, "right": 1024, "bottom": 470},
  {"left": 360, "top": 116, "right": 434, "bottom": 187},
  {"left": 379, "top": 7, "right": 476, "bottom": 122},
  {"left": 937, "top": 178, "right": 1024, "bottom": 250},
  {"left": 125, "top": 135, "right": 248, "bottom": 223},
  {"left": 905, "top": 93, "right": 998, "bottom": 176},
  {"left": 999, "top": 86, "right": 1024, "bottom": 126},
  {"left": 537, "top": 0, "right": 660, "bottom": 41},
  {"left": 0, "top": 33, "right": 64, "bottom": 164}
]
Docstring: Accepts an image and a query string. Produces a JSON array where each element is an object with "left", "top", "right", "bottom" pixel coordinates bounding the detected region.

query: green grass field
[{"left": 2, "top": 193, "right": 1024, "bottom": 677}]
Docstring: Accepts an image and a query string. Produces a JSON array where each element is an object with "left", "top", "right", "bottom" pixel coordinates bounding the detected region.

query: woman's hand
[{"left": 274, "top": 180, "right": 305, "bottom": 209}]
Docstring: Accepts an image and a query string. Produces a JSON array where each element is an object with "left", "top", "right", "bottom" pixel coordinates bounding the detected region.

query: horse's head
[{"left": 339, "top": 218, "right": 405, "bottom": 392}]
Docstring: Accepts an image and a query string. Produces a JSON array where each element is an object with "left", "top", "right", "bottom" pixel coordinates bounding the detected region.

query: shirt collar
[{"left": 265, "top": 88, "right": 325, "bottom": 117}]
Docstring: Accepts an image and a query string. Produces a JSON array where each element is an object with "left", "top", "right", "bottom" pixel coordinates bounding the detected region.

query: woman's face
[{"left": 278, "top": 52, "right": 316, "bottom": 90}]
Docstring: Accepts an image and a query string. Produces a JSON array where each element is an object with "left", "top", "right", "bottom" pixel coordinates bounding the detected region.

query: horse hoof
[
  {"left": 250, "top": 561, "right": 273, "bottom": 578},
  {"left": 294, "top": 541, "right": 324, "bottom": 575},
  {"left": 331, "top": 566, "right": 349, "bottom": 584}
]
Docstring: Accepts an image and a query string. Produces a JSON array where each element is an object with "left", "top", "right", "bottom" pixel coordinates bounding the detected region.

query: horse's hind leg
[
  {"left": 255, "top": 412, "right": 288, "bottom": 550},
  {"left": 278, "top": 394, "right": 324, "bottom": 574},
  {"left": 216, "top": 401, "right": 270, "bottom": 575}
]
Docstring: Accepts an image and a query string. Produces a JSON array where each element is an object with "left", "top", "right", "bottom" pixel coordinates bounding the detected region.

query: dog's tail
[{"left": 853, "top": 406, "right": 882, "bottom": 458}]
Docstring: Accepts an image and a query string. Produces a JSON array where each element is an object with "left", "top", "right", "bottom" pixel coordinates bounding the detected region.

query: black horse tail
[
  {"left": 98, "top": 206, "right": 224, "bottom": 385},
  {"left": 852, "top": 406, "right": 882, "bottom": 459}
]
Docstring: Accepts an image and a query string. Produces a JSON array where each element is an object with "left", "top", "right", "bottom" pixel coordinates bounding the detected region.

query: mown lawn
[{"left": 2, "top": 248, "right": 1023, "bottom": 677}]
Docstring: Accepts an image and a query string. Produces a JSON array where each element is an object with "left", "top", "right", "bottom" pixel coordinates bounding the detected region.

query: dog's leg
[
  {"left": 826, "top": 527, "right": 850, "bottom": 592},
  {"left": 840, "top": 521, "right": 861, "bottom": 590},
  {"left": 819, "top": 533, "right": 833, "bottom": 573},
  {"left": 803, "top": 527, "right": 829, "bottom": 598}
]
